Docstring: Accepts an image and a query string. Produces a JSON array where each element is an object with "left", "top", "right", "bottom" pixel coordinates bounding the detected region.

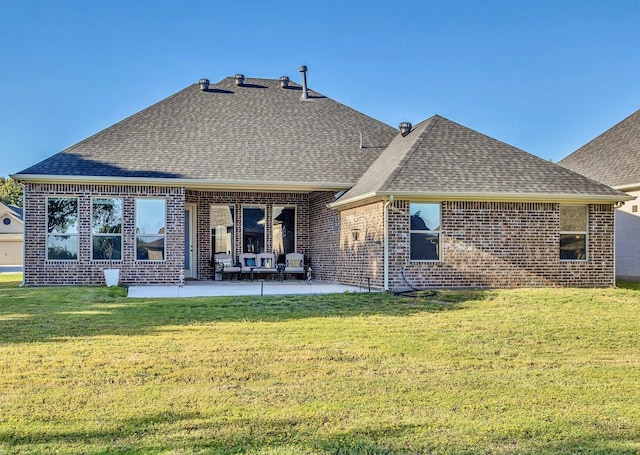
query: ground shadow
[{"left": 0, "top": 283, "right": 483, "bottom": 344}]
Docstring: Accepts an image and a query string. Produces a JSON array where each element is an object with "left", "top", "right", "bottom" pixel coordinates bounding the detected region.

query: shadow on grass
[{"left": 0, "top": 281, "right": 488, "bottom": 344}]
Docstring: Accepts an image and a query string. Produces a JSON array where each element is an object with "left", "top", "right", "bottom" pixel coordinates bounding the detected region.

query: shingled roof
[
  {"left": 14, "top": 76, "right": 396, "bottom": 190},
  {"left": 333, "top": 115, "right": 630, "bottom": 208},
  {"left": 559, "top": 109, "right": 640, "bottom": 189}
]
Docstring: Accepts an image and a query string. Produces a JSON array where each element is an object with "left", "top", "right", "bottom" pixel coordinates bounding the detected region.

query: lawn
[{"left": 0, "top": 276, "right": 639, "bottom": 454}]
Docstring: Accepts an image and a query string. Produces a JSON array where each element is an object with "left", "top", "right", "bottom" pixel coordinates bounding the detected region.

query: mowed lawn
[{"left": 0, "top": 274, "right": 639, "bottom": 454}]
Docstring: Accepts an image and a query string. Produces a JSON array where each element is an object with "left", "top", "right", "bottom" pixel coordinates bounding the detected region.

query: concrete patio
[{"left": 128, "top": 279, "right": 370, "bottom": 298}]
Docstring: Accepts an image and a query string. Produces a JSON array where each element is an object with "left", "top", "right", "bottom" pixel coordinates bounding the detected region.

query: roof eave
[
  {"left": 330, "top": 190, "right": 635, "bottom": 210},
  {"left": 10, "top": 174, "right": 352, "bottom": 193}
]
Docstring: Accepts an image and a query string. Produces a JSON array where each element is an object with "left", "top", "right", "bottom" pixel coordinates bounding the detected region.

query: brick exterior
[
  {"left": 389, "top": 201, "right": 615, "bottom": 289},
  {"left": 23, "top": 183, "right": 616, "bottom": 288},
  {"left": 23, "top": 183, "right": 185, "bottom": 286}
]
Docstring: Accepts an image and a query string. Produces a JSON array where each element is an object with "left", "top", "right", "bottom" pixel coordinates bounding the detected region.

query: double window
[
  {"left": 47, "top": 197, "right": 79, "bottom": 260},
  {"left": 560, "top": 205, "right": 588, "bottom": 261},
  {"left": 410, "top": 203, "right": 441, "bottom": 261},
  {"left": 92, "top": 198, "right": 123, "bottom": 260},
  {"left": 135, "top": 199, "right": 166, "bottom": 260}
]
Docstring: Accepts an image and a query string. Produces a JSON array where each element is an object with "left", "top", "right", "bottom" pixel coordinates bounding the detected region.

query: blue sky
[{"left": 2, "top": 0, "right": 640, "bottom": 178}]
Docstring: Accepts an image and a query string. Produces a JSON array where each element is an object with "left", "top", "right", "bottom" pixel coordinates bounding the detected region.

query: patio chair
[
  {"left": 284, "top": 252, "right": 305, "bottom": 279},
  {"left": 254, "top": 252, "right": 278, "bottom": 278},
  {"left": 213, "top": 253, "right": 241, "bottom": 280},
  {"left": 239, "top": 252, "right": 257, "bottom": 280}
]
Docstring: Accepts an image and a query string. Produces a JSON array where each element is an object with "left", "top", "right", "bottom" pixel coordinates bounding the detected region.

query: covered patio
[{"left": 127, "top": 279, "right": 368, "bottom": 298}]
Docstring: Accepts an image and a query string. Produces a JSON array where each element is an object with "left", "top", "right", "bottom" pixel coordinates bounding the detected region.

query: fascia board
[{"left": 10, "top": 174, "right": 352, "bottom": 192}]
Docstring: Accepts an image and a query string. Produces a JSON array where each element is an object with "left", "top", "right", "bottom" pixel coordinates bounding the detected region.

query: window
[
  {"left": 410, "top": 203, "right": 441, "bottom": 261},
  {"left": 92, "top": 198, "right": 123, "bottom": 260},
  {"left": 47, "top": 197, "right": 79, "bottom": 260},
  {"left": 135, "top": 199, "right": 166, "bottom": 260},
  {"left": 272, "top": 206, "right": 296, "bottom": 255},
  {"left": 560, "top": 205, "right": 588, "bottom": 261},
  {"left": 211, "top": 205, "right": 235, "bottom": 257},
  {"left": 243, "top": 206, "right": 265, "bottom": 253}
]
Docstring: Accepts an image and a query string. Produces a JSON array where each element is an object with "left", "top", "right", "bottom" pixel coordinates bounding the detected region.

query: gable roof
[
  {"left": 0, "top": 202, "right": 23, "bottom": 222},
  {"left": 559, "top": 109, "right": 640, "bottom": 190},
  {"left": 13, "top": 77, "right": 396, "bottom": 191},
  {"left": 333, "top": 115, "right": 630, "bottom": 208}
]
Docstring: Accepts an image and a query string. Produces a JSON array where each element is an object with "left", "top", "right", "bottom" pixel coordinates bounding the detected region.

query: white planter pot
[{"left": 104, "top": 269, "right": 120, "bottom": 287}]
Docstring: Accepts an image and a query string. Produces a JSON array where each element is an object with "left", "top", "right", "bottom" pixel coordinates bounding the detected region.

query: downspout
[{"left": 383, "top": 195, "right": 394, "bottom": 291}]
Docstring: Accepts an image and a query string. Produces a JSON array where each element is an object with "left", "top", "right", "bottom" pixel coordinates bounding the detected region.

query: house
[
  {"left": 0, "top": 202, "right": 24, "bottom": 266},
  {"left": 560, "top": 109, "right": 640, "bottom": 280},
  {"left": 12, "top": 69, "right": 631, "bottom": 289}
]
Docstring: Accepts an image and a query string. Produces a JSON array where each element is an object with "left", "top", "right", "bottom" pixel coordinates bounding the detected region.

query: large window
[
  {"left": 560, "top": 205, "right": 588, "bottom": 261},
  {"left": 47, "top": 197, "right": 79, "bottom": 260},
  {"left": 92, "top": 198, "right": 123, "bottom": 260},
  {"left": 211, "top": 205, "right": 235, "bottom": 257},
  {"left": 136, "top": 199, "right": 166, "bottom": 261},
  {"left": 410, "top": 203, "right": 441, "bottom": 261},
  {"left": 272, "top": 206, "right": 296, "bottom": 254},
  {"left": 243, "top": 206, "right": 265, "bottom": 253}
]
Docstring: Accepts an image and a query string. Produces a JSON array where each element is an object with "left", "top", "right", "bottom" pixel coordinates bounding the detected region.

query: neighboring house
[
  {"left": 0, "top": 202, "right": 24, "bottom": 266},
  {"left": 12, "top": 70, "right": 631, "bottom": 289},
  {"left": 560, "top": 109, "right": 640, "bottom": 280}
]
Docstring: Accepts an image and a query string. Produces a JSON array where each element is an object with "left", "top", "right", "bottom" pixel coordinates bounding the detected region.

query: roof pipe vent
[
  {"left": 299, "top": 66, "right": 309, "bottom": 99},
  {"left": 279, "top": 76, "right": 290, "bottom": 88},
  {"left": 199, "top": 78, "right": 210, "bottom": 91},
  {"left": 399, "top": 122, "right": 412, "bottom": 136},
  {"left": 234, "top": 74, "right": 245, "bottom": 86}
]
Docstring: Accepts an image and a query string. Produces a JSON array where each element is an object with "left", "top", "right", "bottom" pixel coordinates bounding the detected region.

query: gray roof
[
  {"left": 335, "top": 115, "right": 629, "bottom": 206},
  {"left": 559, "top": 109, "right": 640, "bottom": 188},
  {"left": 15, "top": 77, "right": 396, "bottom": 189},
  {"left": 0, "top": 202, "right": 23, "bottom": 221}
]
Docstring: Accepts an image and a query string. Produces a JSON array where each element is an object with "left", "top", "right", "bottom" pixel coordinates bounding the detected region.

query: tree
[{"left": 0, "top": 177, "right": 23, "bottom": 207}]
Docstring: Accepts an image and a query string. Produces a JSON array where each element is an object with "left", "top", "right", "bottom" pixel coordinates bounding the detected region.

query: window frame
[
  {"left": 135, "top": 198, "right": 167, "bottom": 262},
  {"left": 242, "top": 205, "right": 266, "bottom": 254},
  {"left": 210, "top": 204, "right": 236, "bottom": 259},
  {"left": 272, "top": 205, "right": 297, "bottom": 255},
  {"left": 560, "top": 205, "right": 588, "bottom": 262},
  {"left": 409, "top": 202, "right": 441, "bottom": 262},
  {"left": 46, "top": 196, "right": 79, "bottom": 261},
  {"left": 91, "top": 197, "right": 124, "bottom": 261}
]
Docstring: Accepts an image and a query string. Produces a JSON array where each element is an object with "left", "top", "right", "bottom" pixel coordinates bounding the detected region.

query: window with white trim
[
  {"left": 410, "top": 203, "right": 441, "bottom": 261},
  {"left": 211, "top": 205, "right": 235, "bottom": 257},
  {"left": 92, "top": 198, "right": 123, "bottom": 260},
  {"left": 560, "top": 205, "right": 588, "bottom": 261},
  {"left": 47, "top": 197, "right": 79, "bottom": 260},
  {"left": 135, "top": 198, "right": 166, "bottom": 261}
]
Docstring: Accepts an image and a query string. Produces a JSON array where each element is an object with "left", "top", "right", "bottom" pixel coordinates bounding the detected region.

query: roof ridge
[{"left": 379, "top": 115, "right": 440, "bottom": 191}]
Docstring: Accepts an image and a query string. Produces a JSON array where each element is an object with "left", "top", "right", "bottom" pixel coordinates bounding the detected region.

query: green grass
[{"left": 0, "top": 277, "right": 639, "bottom": 454}]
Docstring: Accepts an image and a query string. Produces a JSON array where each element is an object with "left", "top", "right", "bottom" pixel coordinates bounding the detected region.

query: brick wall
[
  {"left": 389, "top": 201, "right": 615, "bottom": 289},
  {"left": 23, "top": 183, "right": 185, "bottom": 286},
  {"left": 186, "top": 190, "right": 310, "bottom": 280}
]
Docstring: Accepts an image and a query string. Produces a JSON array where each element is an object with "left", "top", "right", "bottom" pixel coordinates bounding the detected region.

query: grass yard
[{"left": 0, "top": 276, "right": 639, "bottom": 454}]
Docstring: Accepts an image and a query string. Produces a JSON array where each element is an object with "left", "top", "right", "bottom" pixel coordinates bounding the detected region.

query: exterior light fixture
[{"left": 352, "top": 228, "right": 361, "bottom": 241}]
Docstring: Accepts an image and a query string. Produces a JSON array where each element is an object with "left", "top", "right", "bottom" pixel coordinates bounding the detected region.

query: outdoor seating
[
  {"left": 239, "top": 252, "right": 257, "bottom": 280},
  {"left": 284, "top": 252, "right": 305, "bottom": 279},
  {"left": 254, "top": 252, "right": 278, "bottom": 278},
  {"left": 213, "top": 253, "right": 241, "bottom": 280}
]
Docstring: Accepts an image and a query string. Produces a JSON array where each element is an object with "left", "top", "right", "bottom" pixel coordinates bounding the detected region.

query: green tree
[{"left": 0, "top": 177, "right": 22, "bottom": 207}]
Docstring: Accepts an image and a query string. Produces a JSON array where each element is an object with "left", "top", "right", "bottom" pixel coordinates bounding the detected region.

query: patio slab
[{"left": 128, "top": 280, "right": 369, "bottom": 298}]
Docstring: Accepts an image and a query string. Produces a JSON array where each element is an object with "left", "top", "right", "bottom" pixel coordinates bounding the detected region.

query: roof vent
[
  {"left": 279, "top": 76, "right": 290, "bottom": 88},
  {"left": 234, "top": 74, "right": 245, "bottom": 86},
  {"left": 399, "top": 122, "right": 412, "bottom": 136},
  {"left": 299, "top": 65, "right": 309, "bottom": 99},
  {"left": 199, "top": 78, "right": 210, "bottom": 90}
]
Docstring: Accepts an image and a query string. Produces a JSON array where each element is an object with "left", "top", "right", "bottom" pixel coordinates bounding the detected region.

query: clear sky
[{"left": 2, "top": 0, "right": 640, "bottom": 178}]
